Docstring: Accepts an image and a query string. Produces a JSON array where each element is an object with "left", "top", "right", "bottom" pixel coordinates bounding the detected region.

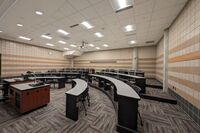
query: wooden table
[{"left": 10, "top": 82, "right": 50, "bottom": 113}]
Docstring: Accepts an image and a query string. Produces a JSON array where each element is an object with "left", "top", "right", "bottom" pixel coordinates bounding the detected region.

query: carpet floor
[{"left": 0, "top": 81, "right": 200, "bottom": 133}]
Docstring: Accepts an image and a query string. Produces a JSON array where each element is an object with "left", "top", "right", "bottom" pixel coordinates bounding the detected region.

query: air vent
[
  {"left": 70, "top": 24, "right": 79, "bottom": 28},
  {"left": 125, "top": 33, "right": 136, "bottom": 36},
  {"left": 94, "top": 40, "right": 101, "bottom": 42},
  {"left": 0, "top": 0, "right": 16, "bottom": 20},
  {"left": 60, "top": 36, "right": 70, "bottom": 40},
  {"left": 145, "top": 41, "right": 155, "bottom": 44},
  {"left": 45, "top": 33, "right": 51, "bottom": 36}
]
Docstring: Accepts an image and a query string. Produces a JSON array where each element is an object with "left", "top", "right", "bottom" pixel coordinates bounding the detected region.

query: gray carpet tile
[
  {"left": 0, "top": 82, "right": 200, "bottom": 133},
  {"left": 0, "top": 85, "right": 117, "bottom": 133}
]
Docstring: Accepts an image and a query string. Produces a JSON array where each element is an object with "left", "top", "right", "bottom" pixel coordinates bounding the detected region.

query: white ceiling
[{"left": 0, "top": 0, "right": 187, "bottom": 52}]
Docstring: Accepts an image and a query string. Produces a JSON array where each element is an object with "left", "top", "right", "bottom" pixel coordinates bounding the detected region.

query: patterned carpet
[
  {"left": 145, "top": 87, "right": 175, "bottom": 99},
  {"left": 138, "top": 98, "right": 200, "bottom": 133},
  {"left": 0, "top": 85, "right": 117, "bottom": 133},
  {"left": 0, "top": 82, "right": 200, "bottom": 133}
]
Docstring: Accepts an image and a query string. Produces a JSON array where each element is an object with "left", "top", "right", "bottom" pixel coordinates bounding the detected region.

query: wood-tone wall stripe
[
  {"left": 74, "top": 65, "right": 132, "bottom": 69},
  {"left": 138, "top": 58, "right": 156, "bottom": 61},
  {"left": 74, "top": 59, "right": 132, "bottom": 62},
  {"left": 138, "top": 66, "right": 156, "bottom": 69},
  {"left": 156, "top": 71, "right": 163, "bottom": 76},
  {"left": 2, "top": 58, "right": 70, "bottom": 64},
  {"left": 156, "top": 60, "right": 163, "bottom": 64},
  {"left": 168, "top": 75, "right": 200, "bottom": 92},
  {"left": 169, "top": 34, "right": 199, "bottom": 54},
  {"left": 3, "top": 54, "right": 67, "bottom": 61},
  {"left": 156, "top": 54, "right": 164, "bottom": 59},
  {"left": 2, "top": 64, "right": 68, "bottom": 67},
  {"left": 139, "top": 70, "right": 155, "bottom": 73},
  {"left": 90, "top": 60, "right": 116, "bottom": 63},
  {"left": 169, "top": 51, "right": 200, "bottom": 63},
  {"left": 2, "top": 67, "right": 67, "bottom": 72},
  {"left": 169, "top": 67, "right": 200, "bottom": 75},
  {"left": 168, "top": 84, "right": 200, "bottom": 109},
  {"left": 74, "top": 62, "right": 132, "bottom": 65},
  {"left": 156, "top": 67, "right": 163, "bottom": 70},
  {"left": 138, "top": 62, "right": 156, "bottom": 65}
]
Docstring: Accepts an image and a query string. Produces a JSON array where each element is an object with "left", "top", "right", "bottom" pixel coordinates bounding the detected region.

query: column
[
  {"left": 163, "top": 29, "right": 169, "bottom": 92},
  {"left": 132, "top": 47, "right": 138, "bottom": 70}
]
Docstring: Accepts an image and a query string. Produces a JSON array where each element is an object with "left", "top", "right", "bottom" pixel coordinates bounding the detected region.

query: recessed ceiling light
[
  {"left": 103, "top": 44, "right": 109, "bottom": 47},
  {"left": 64, "top": 47, "right": 69, "bottom": 50},
  {"left": 94, "top": 32, "right": 103, "bottom": 38},
  {"left": 17, "top": 24, "right": 23, "bottom": 27},
  {"left": 124, "top": 25, "right": 134, "bottom": 32},
  {"left": 18, "top": 36, "right": 32, "bottom": 41},
  {"left": 58, "top": 40, "right": 66, "bottom": 44},
  {"left": 89, "top": 44, "right": 95, "bottom": 47},
  {"left": 110, "top": 0, "right": 133, "bottom": 12},
  {"left": 96, "top": 47, "right": 100, "bottom": 50},
  {"left": 0, "top": 30, "right": 2, "bottom": 33},
  {"left": 35, "top": 11, "right": 43, "bottom": 15},
  {"left": 130, "top": 40, "right": 136, "bottom": 44},
  {"left": 46, "top": 43, "right": 54, "bottom": 46},
  {"left": 70, "top": 44, "right": 77, "bottom": 47},
  {"left": 41, "top": 34, "right": 52, "bottom": 40},
  {"left": 57, "top": 29, "right": 69, "bottom": 36},
  {"left": 81, "top": 21, "right": 94, "bottom": 29}
]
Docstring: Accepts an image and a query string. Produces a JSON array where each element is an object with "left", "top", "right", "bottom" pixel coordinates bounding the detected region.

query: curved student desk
[
  {"left": 10, "top": 82, "right": 50, "bottom": 113},
  {"left": 101, "top": 71, "right": 146, "bottom": 93},
  {"left": 65, "top": 79, "right": 89, "bottom": 121},
  {"left": 67, "top": 79, "right": 88, "bottom": 96},
  {"left": 88, "top": 74, "right": 140, "bottom": 133}
]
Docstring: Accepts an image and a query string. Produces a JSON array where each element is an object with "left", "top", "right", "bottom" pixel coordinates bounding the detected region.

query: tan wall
[
  {"left": 74, "top": 46, "right": 157, "bottom": 78},
  {"left": 74, "top": 48, "right": 133, "bottom": 71},
  {"left": 168, "top": 0, "right": 200, "bottom": 109},
  {"left": 138, "top": 46, "right": 156, "bottom": 78},
  {"left": 0, "top": 39, "right": 71, "bottom": 77},
  {"left": 156, "top": 38, "right": 164, "bottom": 82}
]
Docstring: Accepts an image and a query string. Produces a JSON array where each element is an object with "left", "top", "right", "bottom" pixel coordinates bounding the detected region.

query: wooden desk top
[
  {"left": 89, "top": 74, "right": 140, "bottom": 100},
  {"left": 10, "top": 82, "right": 49, "bottom": 91},
  {"left": 66, "top": 79, "right": 87, "bottom": 96}
]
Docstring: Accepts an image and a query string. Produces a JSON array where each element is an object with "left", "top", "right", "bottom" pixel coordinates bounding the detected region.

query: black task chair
[
  {"left": 78, "top": 88, "right": 90, "bottom": 116},
  {"left": 129, "top": 84, "right": 143, "bottom": 126},
  {"left": 0, "top": 81, "right": 8, "bottom": 102}
]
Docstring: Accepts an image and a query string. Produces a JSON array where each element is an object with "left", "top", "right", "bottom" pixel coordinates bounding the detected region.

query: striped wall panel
[
  {"left": 0, "top": 39, "right": 71, "bottom": 77},
  {"left": 74, "top": 59, "right": 132, "bottom": 71},
  {"left": 168, "top": 0, "right": 200, "bottom": 109},
  {"left": 156, "top": 38, "right": 164, "bottom": 82},
  {"left": 138, "top": 58, "right": 156, "bottom": 78}
]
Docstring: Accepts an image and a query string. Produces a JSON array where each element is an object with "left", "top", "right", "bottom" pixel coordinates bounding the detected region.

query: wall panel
[
  {"left": 138, "top": 46, "right": 156, "bottom": 78},
  {"left": 74, "top": 48, "right": 133, "bottom": 71},
  {"left": 0, "top": 39, "right": 71, "bottom": 77},
  {"left": 168, "top": 0, "right": 200, "bottom": 112},
  {"left": 156, "top": 38, "right": 164, "bottom": 82}
]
